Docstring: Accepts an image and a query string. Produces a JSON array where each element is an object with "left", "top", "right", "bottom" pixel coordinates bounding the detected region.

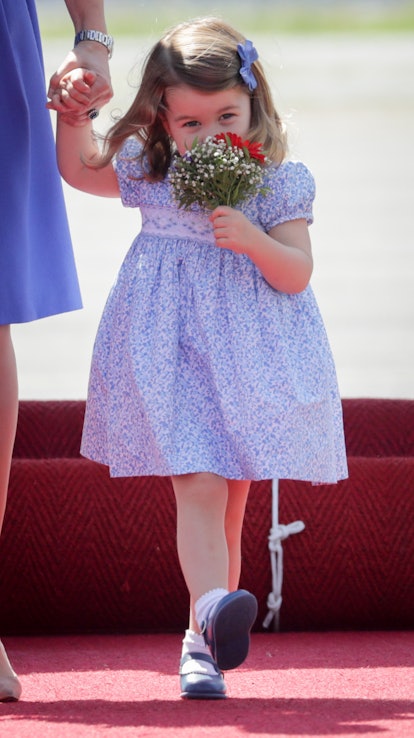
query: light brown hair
[{"left": 99, "top": 17, "right": 287, "bottom": 179}]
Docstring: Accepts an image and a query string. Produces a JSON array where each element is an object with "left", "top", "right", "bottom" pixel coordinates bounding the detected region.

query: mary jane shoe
[
  {"left": 202, "top": 589, "right": 257, "bottom": 671},
  {"left": 179, "top": 651, "right": 226, "bottom": 699}
]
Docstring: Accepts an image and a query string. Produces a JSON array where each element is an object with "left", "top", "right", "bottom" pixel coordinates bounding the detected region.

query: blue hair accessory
[{"left": 237, "top": 40, "right": 258, "bottom": 92}]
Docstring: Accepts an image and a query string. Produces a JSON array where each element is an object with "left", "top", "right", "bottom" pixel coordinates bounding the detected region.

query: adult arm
[{"left": 47, "top": 0, "right": 113, "bottom": 119}]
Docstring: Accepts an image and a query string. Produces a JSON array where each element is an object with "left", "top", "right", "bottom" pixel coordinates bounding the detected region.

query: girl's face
[{"left": 163, "top": 84, "right": 251, "bottom": 155}]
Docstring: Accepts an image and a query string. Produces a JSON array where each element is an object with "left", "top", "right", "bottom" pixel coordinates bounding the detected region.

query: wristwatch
[{"left": 74, "top": 30, "right": 114, "bottom": 58}]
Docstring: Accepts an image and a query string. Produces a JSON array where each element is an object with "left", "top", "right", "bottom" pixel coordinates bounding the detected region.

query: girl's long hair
[{"left": 98, "top": 17, "right": 287, "bottom": 179}]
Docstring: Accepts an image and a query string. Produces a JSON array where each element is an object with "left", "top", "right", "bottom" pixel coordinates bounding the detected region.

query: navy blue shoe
[
  {"left": 202, "top": 589, "right": 258, "bottom": 671},
  {"left": 179, "top": 652, "right": 227, "bottom": 700}
]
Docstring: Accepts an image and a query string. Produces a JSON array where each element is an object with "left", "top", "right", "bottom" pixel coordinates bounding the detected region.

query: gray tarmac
[{"left": 12, "top": 34, "right": 414, "bottom": 399}]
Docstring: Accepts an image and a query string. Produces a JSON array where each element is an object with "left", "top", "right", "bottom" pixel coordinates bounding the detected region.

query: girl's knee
[{"left": 171, "top": 472, "right": 227, "bottom": 504}]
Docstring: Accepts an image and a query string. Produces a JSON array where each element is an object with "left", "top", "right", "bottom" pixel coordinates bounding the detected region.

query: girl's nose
[{"left": 203, "top": 125, "right": 224, "bottom": 141}]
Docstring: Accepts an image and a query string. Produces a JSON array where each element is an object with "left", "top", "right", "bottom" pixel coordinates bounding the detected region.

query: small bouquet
[{"left": 169, "top": 132, "right": 269, "bottom": 210}]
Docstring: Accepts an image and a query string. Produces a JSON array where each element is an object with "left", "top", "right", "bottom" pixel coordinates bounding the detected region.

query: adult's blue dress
[{"left": 0, "top": 0, "right": 82, "bottom": 324}]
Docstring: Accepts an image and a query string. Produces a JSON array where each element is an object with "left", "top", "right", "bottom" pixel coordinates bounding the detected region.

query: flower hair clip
[{"left": 237, "top": 40, "right": 259, "bottom": 92}]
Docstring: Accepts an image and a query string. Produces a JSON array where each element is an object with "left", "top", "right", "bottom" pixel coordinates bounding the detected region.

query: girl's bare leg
[
  {"left": 225, "top": 479, "right": 251, "bottom": 592},
  {"left": 172, "top": 474, "right": 251, "bottom": 633},
  {"left": 172, "top": 472, "right": 229, "bottom": 632},
  {"left": 0, "top": 325, "right": 22, "bottom": 701},
  {"left": 174, "top": 474, "right": 253, "bottom": 695}
]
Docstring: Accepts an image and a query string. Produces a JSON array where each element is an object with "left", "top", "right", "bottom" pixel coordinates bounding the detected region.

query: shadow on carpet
[{"left": 1, "top": 632, "right": 414, "bottom": 737}]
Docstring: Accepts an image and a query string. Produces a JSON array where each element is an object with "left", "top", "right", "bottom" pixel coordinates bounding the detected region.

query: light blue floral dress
[{"left": 81, "top": 138, "right": 348, "bottom": 483}]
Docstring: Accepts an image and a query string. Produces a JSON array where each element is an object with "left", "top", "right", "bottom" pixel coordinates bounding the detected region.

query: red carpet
[{"left": 1, "top": 632, "right": 413, "bottom": 737}]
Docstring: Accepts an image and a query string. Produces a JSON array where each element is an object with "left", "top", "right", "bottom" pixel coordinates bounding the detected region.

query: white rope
[{"left": 262, "top": 478, "right": 305, "bottom": 631}]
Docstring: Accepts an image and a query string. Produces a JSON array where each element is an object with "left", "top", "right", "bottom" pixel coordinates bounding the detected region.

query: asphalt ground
[{"left": 12, "top": 34, "right": 414, "bottom": 399}]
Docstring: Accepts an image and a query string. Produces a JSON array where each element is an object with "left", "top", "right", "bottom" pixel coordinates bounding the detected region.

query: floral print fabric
[{"left": 81, "top": 138, "right": 348, "bottom": 482}]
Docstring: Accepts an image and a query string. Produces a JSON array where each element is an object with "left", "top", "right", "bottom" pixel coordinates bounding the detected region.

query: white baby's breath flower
[{"left": 169, "top": 132, "right": 269, "bottom": 210}]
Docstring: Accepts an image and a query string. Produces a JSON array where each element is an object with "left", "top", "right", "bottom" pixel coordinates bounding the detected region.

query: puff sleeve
[
  {"left": 257, "top": 161, "right": 316, "bottom": 232},
  {"left": 114, "top": 138, "right": 145, "bottom": 208}
]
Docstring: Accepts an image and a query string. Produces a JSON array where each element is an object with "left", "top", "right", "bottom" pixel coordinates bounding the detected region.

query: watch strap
[{"left": 74, "top": 30, "right": 113, "bottom": 58}]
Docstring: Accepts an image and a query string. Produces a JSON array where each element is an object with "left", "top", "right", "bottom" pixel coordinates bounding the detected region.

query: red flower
[
  {"left": 245, "top": 141, "right": 267, "bottom": 163},
  {"left": 214, "top": 132, "right": 246, "bottom": 148},
  {"left": 213, "top": 132, "right": 266, "bottom": 163}
]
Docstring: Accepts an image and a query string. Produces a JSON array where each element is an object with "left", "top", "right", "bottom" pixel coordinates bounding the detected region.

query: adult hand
[
  {"left": 47, "top": 41, "right": 112, "bottom": 120},
  {"left": 50, "top": 68, "right": 99, "bottom": 126}
]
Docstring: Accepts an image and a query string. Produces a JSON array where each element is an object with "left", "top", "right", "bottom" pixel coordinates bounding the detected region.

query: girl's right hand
[
  {"left": 47, "top": 69, "right": 98, "bottom": 127},
  {"left": 48, "top": 41, "right": 112, "bottom": 117}
]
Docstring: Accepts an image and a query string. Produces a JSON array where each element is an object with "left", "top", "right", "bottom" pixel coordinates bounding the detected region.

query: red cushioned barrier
[
  {"left": 12, "top": 400, "right": 85, "bottom": 459},
  {"left": 1, "top": 400, "right": 413, "bottom": 635},
  {"left": 12, "top": 398, "right": 414, "bottom": 458},
  {"left": 341, "top": 398, "right": 414, "bottom": 456}
]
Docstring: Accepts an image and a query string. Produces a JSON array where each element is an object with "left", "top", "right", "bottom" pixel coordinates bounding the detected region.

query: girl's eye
[
  {"left": 221, "top": 113, "right": 235, "bottom": 121},
  {"left": 183, "top": 120, "right": 200, "bottom": 128}
]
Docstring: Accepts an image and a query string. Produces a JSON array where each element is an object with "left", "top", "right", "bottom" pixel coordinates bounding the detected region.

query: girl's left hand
[{"left": 210, "top": 206, "right": 255, "bottom": 254}]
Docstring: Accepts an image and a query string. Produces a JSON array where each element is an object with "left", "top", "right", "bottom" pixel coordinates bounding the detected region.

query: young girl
[{"left": 55, "top": 17, "right": 348, "bottom": 700}]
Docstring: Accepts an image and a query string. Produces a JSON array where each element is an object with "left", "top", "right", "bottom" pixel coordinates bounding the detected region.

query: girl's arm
[
  {"left": 210, "top": 207, "right": 313, "bottom": 294},
  {"left": 56, "top": 112, "right": 120, "bottom": 197}
]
